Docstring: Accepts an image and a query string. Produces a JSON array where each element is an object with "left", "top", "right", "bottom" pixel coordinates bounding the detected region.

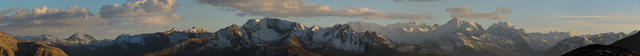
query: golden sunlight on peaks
[
  {"left": 255, "top": 19, "right": 261, "bottom": 22},
  {"left": 418, "top": 27, "right": 429, "bottom": 32},
  {"left": 402, "top": 27, "right": 414, "bottom": 32},
  {"left": 298, "top": 24, "right": 305, "bottom": 30},
  {"left": 311, "top": 25, "right": 320, "bottom": 31}
]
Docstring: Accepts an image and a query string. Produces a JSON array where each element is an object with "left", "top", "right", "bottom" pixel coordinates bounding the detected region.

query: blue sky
[{"left": 1, "top": 0, "right": 639, "bottom": 39}]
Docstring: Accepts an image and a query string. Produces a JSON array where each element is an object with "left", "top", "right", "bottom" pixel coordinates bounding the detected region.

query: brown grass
[{"left": 0, "top": 32, "right": 18, "bottom": 56}]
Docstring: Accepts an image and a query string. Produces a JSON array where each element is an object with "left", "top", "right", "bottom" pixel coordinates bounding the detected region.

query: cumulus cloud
[
  {"left": 554, "top": 12, "right": 640, "bottom": 34},
  {"left": 100, "top": 0, "right": 182, "bottom": 24},
  {"left": 0, "top": 6, "right": 104, "bottom": 28},
  {"left": 196, "top": 0, "right": 430, "bottom": 19},
  {"left": 0, "top": 0, "right": 181, "bottom": 38},
  {"left": 446, "top": 7, "right": 512, "bottom": 20},
  {"left": 0, "top": 6, "right": 107, "bottom": 37}
]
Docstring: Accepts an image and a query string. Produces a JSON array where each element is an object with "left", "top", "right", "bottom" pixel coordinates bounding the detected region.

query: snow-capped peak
[
  {"left": 204, "top": 18, "right": 396, "bottom": 54},
  {"left": 311, "top": 25, "right": 320, "bottom": 31},
  {"left": 66, "top": 33, "right": 97, "bottom": 41},
  {"left": 241, "top": 18, "right": 305, "bottom": 41},
  {"left": 433, "top": 18, "right": 484, "bottom": 33}
]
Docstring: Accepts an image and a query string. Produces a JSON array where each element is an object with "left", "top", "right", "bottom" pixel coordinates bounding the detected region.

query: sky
[{"left": 1, "top": 0, "right": 639, "bottom": 39}]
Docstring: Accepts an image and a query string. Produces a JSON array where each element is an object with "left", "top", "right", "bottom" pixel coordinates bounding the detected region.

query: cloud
[
  {"left": 0, "top": 6, "right": 104, "bottom": 27},
  {"left": 445, "top": 6, "right": 512, "bottom": 20},
  {"left": 554, "top": 12, "right": 640, "bottom": 34},
  {"left": 100, "top": 0, "right": 182, "bottom": 24},
  {"left": 196, "top": 0, "right": 430, "bottom": 19},
  {"left": 0, "top": 0, "right": 181, "bottom": 38},
  {"left": 558, "top": 20, "right": 640, "bottom": 33},
  {"left": 0, "top": 6, "right": 108, "bottom": 37},
  {"left": 557, "top": 13, "right": 640, "bottom": 24},
  {"left": 559, "top": 13, "right": 620, "bottom": 19}
]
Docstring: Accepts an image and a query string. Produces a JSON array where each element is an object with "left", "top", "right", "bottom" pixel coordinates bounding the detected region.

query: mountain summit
[{"left": 66, "top": 33, "right": 97, "bottom": 42}]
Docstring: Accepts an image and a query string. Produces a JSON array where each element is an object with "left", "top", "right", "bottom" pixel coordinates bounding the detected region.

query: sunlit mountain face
[{"left": 1, "top": 0, "right": 639, "bottom": 56}]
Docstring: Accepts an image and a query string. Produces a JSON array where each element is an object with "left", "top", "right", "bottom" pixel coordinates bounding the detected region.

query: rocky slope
[
  {"left": 0, "top": 32, "right": 68, "bottom": 56},
  {"left": 562, "top": 44, "right": 640, "bottom": 56},
  {"left": 0, "top": 32, "right": 19, "bottom": 56},
  {"left": 545, "top": 36, "right": 594, "bottom": 56},
  {"left": 561, "top": 31, "right": 640, "bottom": 56},
  {"left": 546, "top": 32, "right": 628, "bottom": 56},
  {"left": 610, "top": 31, "right": 640, "bottom": 51}
]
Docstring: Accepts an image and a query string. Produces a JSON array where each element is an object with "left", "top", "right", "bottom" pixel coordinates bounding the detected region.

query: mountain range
[{"left": 0, "top": 18, "right": 637, "bottom": 56}]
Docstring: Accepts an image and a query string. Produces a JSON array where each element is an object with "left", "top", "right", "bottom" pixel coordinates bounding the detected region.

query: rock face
[{"left": 0, "top": 32, "right": 68, "bottom": 56}]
